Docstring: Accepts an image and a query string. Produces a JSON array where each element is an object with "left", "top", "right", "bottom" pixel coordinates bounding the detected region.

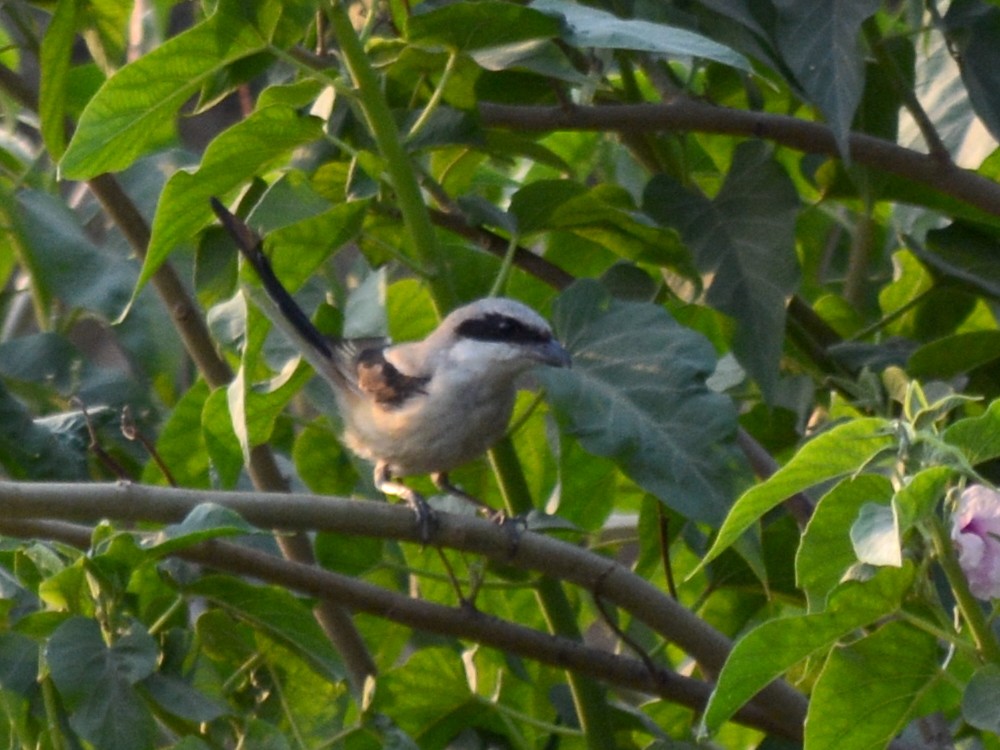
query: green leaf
[
  {"left": 893, "top": 466, "right": 954, "bottom": 531},
  {"left": 702, "top": 564, "right": 914, "bottom": 733},
  {"left": 805, "top": 621, "right": 949, "bottom": 750},
  {"left": 38, "top": 0, "right": 78, "bottom": 159},
  {"left": 141, "top": 673, "right": 230, "bottom": 723},
  {"left": 14, "top": 189, "right": 136, "bottom": 320},
  {"left": 643, "top": 142, "right": 800, "bottom": 400},
  {"left": 265, "top": 201, "right": 370, "bottom": 291},
  {"left": 186, "top": 576, "right": 344, "bottom": 683},
  {"left": 145, "top": 503, "right": 263, "bottom": 557},
  {"left": 59, "top": 1, "right": 273, "bottom": 178},
  {"left": 47, "top": 618, "right": 159, "bottom": 750},
  {"left": 292, "top": 419, "right": 358, "bottom": 497},
  {"left": 315, "top": 532, "right": 383, "bottom": 577},
  {"left": 408, "top": 1, "right": 561, "bottom": 52},
  {"left": 963, "top": 664, "right": 1000, "bottom": 733},
  {"left": 0, "top": 632, "right": 40, "bottom": 697},
  {"left": 140, "top": 380, "right": 211, "bottom": 488},
  {"left": 944, "top": 0, "right": 1000, "bottom": 142},
  {"left": 0, "top": 384, "right": 90, "bottom": 480},
  {"left": 537, "top": 280, "right": 744, "bottom": 526},
  {"left": 944, "top": 397, "right": 1000, "bottom": 465},
  {"left": 797, "top": 474, "right": 893, "bottom": 607},
  {"left": 140, "top": 106, "right": 324, "bottom": 295},
  {"left": 510, "top": 181, "right": 695, "bottom": 274},
  {"left": 773, "top": 0, "right": 879, "bottom": 157},
  {"left": 908, "top": 330, "right": 1000, "bottom": 378},
  {"left": 918, "top": 222, "right": 1000, "bottom": 300},
  {"left": 201, "top": 387, "right": 245, "bottom": 489},
  {"left": 532, "top": 0, "right": 751, "bottom": 71},
  {"left": 850, "top": 502, "right": 901, "bottom": 567},
  {"left": 375, "top": 647, "right": 495, "bottom": 744},
  {"left": 703, "top": 417, "right": 894, "bottom": 566}
]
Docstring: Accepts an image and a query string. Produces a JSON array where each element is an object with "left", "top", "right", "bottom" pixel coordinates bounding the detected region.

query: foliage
[{"left": 4, "top": 0, "right": 1000, "bottom": 747}]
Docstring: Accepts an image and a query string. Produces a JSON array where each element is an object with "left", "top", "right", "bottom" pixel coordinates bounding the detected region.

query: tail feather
[{"left": 210, "top": 198, "right": 335, "bottom": 362}]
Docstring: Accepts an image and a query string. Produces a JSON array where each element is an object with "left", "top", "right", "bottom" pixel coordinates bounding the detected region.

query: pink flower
[{"left": 952, "top": 485, "right": 1000, "bottom": 600}]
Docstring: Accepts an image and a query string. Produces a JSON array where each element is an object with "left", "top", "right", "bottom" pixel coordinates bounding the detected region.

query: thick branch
[
  {"left": 0, "top": 515, "right": 800, "bottom": 740},
  {"left": 478, "top": 101, "right": 1000, "bottom": 219},
  {"left": 0, "top": 479, "right": 808, "bottom": 733}
]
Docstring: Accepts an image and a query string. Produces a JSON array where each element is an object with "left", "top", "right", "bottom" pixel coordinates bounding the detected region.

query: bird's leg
[
  {"left": 432, "top": 472, "right": 510, "bottom": 524},
  {"left": 374, "top": 463, "right": 436, "bottom": 543}
]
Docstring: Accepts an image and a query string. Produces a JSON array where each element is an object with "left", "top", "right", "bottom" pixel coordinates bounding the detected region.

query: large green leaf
[
  {"left": 531, "top": 0, "right": 751, "bottom": 71},
  {"left": 643, "top": 142, "right": 800, "bottom": 400},
  {"left": 703, "top": 417, "right": 894, "bottom": 566},
  {"left": 943, "top": 0, "right": 1000, "bottom": 143},
  {"left": 186, "top": 576, "right": 344, "bottom": 683},
  {"left": 796, "top": 474, "right": 893, "bottom": 607},
  {"left": 510, "top": 180, "right": 695, "bottom": 274},
  {"left": 537, "top": 280, "right": 744, "bottom": 526},
  {"left": 60, "top": 0, "right": 277, "bottom": 178},
  {"left": 140, "top": 106, "right": 323, "bottom": 295},
  {"left": 773, "top": 0, "right": 880, "bottom": 157},
  {"left": 963, "top": 665, "right": 1000, "bottom": 734},
  {"left": 918, "top": 222, "right": 1000, "bottom": 300},
  {"left": 408, "top": 1, "right": 561, "bottom": 52},
  {"left": 38, "top": 0, "right": 78, "bottom": 159},
  {"left": 0, "top": 384, "right": 91, "bottom": 480},
  {"left": 944, "top": 397, "right": 1000, "bottom": 465},
  {"left": 14, "top": 190, "right": 136, "bottom": 320},
  {"left": 47, "top": 618, "right": 159, "bottom": 750},
  {"left": 140, "top": 380, "right": 211, "bottom": 488},
  {"left": 703, "top": 564, "right": 914, "bottom": 733},
  {"left": 806, "top": 621, "right": 952, "bottom": 750}
]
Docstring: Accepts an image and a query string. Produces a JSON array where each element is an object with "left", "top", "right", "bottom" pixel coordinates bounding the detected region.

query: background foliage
[{"left": 3, "top": 0, "right": 1000, "bottom": 747}]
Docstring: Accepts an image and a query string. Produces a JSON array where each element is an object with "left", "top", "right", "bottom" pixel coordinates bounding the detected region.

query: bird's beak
[{"left": 537, "top": 339, "right": 572, "bottom": 368}]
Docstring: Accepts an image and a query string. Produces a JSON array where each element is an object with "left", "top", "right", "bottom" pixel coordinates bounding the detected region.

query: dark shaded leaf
[
  {"left": 644, "top": 142, "right": 800, "bottom": 399},
  {"left": 145, "top": 503, "right": 264, "bottom": 557},
  {"left": 47, "top": 618, "right": 158, "bottom": 750},
  {"left": 773, "top": 0, "right": 880, "bottom": 157},
  {"left": 532, "top": 0, "right": 751, "bottom": 71},
  {"left": 944, "top": 0, "right": 1000, "bottom": 142},
  {"left": 537, "top": 280, "right": 744, "bottom": 526},
  {"left": 963, "top": 664, "right": 1000, "bottom": 733}
]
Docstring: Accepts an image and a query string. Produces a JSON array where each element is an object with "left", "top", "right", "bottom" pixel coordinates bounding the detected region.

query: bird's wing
[{"left": 354, "top": 345, "right": 430, "bottom": 408}]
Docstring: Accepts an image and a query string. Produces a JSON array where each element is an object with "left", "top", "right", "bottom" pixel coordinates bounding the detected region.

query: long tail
[{"left": 210, "top": 198, "right": 337, "bottom": 366}]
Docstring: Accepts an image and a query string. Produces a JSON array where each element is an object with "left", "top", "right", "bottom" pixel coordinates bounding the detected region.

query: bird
[{"left": 210, "top": 198, "right": 571, "bottom": 540}]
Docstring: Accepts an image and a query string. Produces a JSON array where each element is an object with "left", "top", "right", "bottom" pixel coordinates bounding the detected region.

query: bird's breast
[{"left": 342, "top": 379, "right": 517, "bottom": 477}]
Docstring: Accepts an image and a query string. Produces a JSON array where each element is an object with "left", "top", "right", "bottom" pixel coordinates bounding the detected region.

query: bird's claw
[
  {"left": 410, "top": 495, "right": 438, "bottom": 544},
  {"left": 479, "top": 509, "right": 525, "bottom": 556}
]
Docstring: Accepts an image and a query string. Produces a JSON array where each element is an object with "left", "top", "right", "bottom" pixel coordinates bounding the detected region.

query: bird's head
[{"left": 429, "top": 297, "right": 571, "bottom": 376}]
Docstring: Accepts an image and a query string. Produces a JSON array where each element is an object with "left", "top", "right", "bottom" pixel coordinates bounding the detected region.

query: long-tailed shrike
[{"left": 211, "top": 199, "right": 571, "bottom": 539}]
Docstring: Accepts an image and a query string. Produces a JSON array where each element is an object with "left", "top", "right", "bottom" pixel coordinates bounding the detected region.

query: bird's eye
[{"left": 457, "top": 313, "right": 550, "bottom": 345}]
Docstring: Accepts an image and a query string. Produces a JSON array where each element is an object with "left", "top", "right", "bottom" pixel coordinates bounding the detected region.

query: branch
[
  {"left": 478, "top": 101, "right": 1000, "bottom": 219},
  {"left": 0, "top": 479, "right": 808, "bottom": 736},
  {"left": 0, "top": 515, "right": 801, "bottom": 740}
]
